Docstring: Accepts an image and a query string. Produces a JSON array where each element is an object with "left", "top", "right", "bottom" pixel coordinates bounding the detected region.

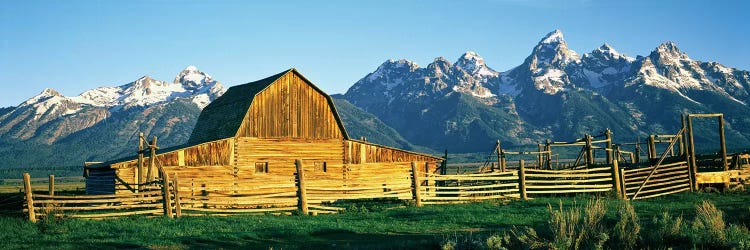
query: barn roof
[{"left": 187, "top": 68, "right": 349, "bottom": 145}]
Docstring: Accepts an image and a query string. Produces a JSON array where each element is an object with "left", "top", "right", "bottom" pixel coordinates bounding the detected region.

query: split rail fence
[{"left": 24, "top": 159, "right": 698, "bottom": 221}]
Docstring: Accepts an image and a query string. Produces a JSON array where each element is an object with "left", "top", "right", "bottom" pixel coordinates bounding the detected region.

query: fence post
[
  {"left": 537, "top": 143, "right": 543, "bottom": 169},
  {"left": 648, "top": 135, "right": 656, "bottom": 161},
  {"left": 500, "top": 150, "right": 507, "bottom": 172},
  {"left": 48, "top": 175, "right": 55, "bottom": 196},
  {"left": 295, "top": 159, "right": 309, "bottom": 215},
  {"left": 518, "top": 160, "right": 527, "bottom": 200},
  {"left": 612, "top": 159, "right": 621, "bottom": 197},
  {"left": 585, "top": 134, "right": 594, "bottom": 166},
  {"left": 23, "top": 173, "right": 36, "bottom": 222},
  {"left": 147, "top": 136, "right": 158, "bottom": 183},
  {"left": 137, "top": 132, "right": 144, "bottom": 193},
  {"left": 161, "top": 172, "right": 173, "bottom": 218},
  {"left": 173, "top": 173, "right": 181, "bottom": 218},
  {"left": 619, "top": 168, "right": 628, "bottom": 200},
  {"left": 411, "top": 162, "right": 423, "bottom": 207},
  {"left": 605, "top": 128, "right": 613, "bottom": 164},
  {"left": 545, "top": 139, "right": 552, "bottom": 170},
  {"left": 687, "top": 116, "right": 698, "bottom": 191},
  {"left": 682, "top": 115, "right": 694, "bottom": 191}
]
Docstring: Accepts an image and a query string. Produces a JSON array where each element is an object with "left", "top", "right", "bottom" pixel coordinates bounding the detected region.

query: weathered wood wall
[
  {"left": 237, "top": 72, "right": 344, "bottom": 139},
  {"left": 344, "top": 140, "right": 440, "bottom": 164},
  {"left": 235, "top": 137, "right": 345, "bottom": 176}
]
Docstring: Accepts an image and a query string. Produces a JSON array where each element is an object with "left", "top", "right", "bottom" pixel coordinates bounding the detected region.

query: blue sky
[{"left": 1, "top": 0, "right": 748, "bottom": 107}]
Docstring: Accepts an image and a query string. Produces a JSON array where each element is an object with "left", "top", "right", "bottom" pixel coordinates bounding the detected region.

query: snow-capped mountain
[
  {"left": 0, "top": 66, "right": 226, "bottom": 150},
  {"left": 345, "top": 30, "right": 750, "bottom": 152}
]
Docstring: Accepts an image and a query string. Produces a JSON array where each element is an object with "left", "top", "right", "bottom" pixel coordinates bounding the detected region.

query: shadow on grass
[{"left": 180, "top": 229, "right": 441, "bottom": 250}]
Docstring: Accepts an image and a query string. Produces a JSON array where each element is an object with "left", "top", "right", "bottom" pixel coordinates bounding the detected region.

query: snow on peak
[
  {"left": 366, "top": 59, "right": 420, "bottom": 82},
  {"left": 586, "top": 43, "right": 635, "bottom": 62},
  {"left": 382, "top": 59, "right": 419, "bottom": 70},
  {"left": 455, "top": 51, "right": 499, "bottom": 78},
  {"left": 540, "top": 29, "right": 565, "bottom": 44},
  {"left": 40, "top": 88, "right": 62, "bottom": 97},
  {"left": 531, "top": 29, "right": 581, "bottom": 67},
  {"left": 653, "top": 41, "right": 691, "bottom": 62},
  {"left": 174, "top": 65, "right": 213, "bottom": 86},
  {"left": 23, "top": 88, "right": 63, "bottom": 106},
  {"left": 183, "top": 65, "right": 199, "bottom": 72},
  {"left": 656, "top": 41, "right": 680, "bottom": 53}
]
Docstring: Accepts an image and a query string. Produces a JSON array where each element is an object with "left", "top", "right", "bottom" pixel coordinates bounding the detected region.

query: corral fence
[
  {"left": 23, "top": 159, "right": 700, "bottom": 221},
  {"left": 22, "top": 173, "right": 169, "bottom": 222}
]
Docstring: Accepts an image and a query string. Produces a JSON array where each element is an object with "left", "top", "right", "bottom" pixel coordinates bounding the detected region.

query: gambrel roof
[{"left": 187, "top": 69, "right": 349, "bottom": 145}]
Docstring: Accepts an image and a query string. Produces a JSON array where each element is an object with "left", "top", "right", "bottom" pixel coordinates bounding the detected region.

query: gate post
[{"left": 612, "top": 159, "right": 622, "bottom": 197}]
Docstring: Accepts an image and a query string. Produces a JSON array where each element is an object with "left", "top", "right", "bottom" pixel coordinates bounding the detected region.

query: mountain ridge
[{"left": 343, "top": 29, "right": 750, "bottom": 152}]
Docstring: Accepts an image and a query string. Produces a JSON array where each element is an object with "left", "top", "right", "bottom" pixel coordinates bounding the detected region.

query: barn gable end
[{"left": 188, "top": 69, "right": 348, "bottom": 145}]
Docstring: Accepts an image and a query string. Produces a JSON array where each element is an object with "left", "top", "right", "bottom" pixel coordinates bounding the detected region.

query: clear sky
[{"left": 1, "top": 0, "right": 748, "bottom": 107}]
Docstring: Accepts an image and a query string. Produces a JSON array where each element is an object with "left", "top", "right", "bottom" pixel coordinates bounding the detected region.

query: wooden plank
[
  {"left": 526, "top": 188, "right": 611, "bottom": 194},
  {"left": 34, "top": 196, "right": 162, "bottom": 204},
  {"left": 524, "top": 177, "right": 612, "bottom": 184},
  {"left": 32, "top": 203, "right": 162, "bottom": 211},
  {"left": 65, "top": 209, "right": 163, "bottom": 218},
  {"left": 524, "top": 166, "right": 611, "bottom": 174},
  {"left": 181, "top": 207, "right": 297, "bottom": 213},
  {"left": 524, "top": 172, "right": 613, "bottom": 178},
  {"left": 632, "top": 187, "right": 691, "bottom": 200},
  {"left": 525, "top": 184, "right": 613, "bottom": 189},
  {"left": 627, "top": 183, "right": 691, "bottom": 197}
]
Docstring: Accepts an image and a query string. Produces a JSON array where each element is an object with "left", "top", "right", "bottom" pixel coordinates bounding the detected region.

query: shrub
[
  {"left": 611, "top": 201, "right": 639, "bottom": 250},
  {"left": 510, "top": 226, "right": 549, "bottom": 250},
  {"left": 691, "top": 200, "right": 726, "bottom": 246},
  {"left": 485, "top": 234, "right": 511, "bottom": 250},
  {"left": 441, "top": 240, "right": 456, "bottom": 250},
  {"left": 726, "top": 224, "right": 750, "bottom": 250}
]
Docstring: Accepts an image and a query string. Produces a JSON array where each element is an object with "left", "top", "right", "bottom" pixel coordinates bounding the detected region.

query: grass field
[{"left": 1, "top": 189, "right": 749, "bottom": 249}]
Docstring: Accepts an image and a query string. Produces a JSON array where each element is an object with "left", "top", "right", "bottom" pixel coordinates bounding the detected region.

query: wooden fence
[
  {"left": 621, "top": 161, "right": 692, "bottom": 200},
  {"left": 524, "top": 166, "right": 615, "bottom": 196},
  {"left": 22, "top": 173, "right": 168, "bottom": 222},
  {"left": 420, "top": 171, "right": 520, "bottom": 204},
  {"left": 25, "top": 159, "right": 709, "bottom": 221}
]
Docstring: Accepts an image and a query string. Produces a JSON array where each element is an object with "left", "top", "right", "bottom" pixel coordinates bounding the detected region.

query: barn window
[
  {"left": 255, "top": 162, "right": 268, "bottom": 174},
  {"left": 314, "top": 161, "right": 327, "bottom": 172}
]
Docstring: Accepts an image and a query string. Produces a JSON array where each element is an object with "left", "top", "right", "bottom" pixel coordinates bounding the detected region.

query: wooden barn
[{"left": 85, "top": 69, "right": 442, "bottom": 208}]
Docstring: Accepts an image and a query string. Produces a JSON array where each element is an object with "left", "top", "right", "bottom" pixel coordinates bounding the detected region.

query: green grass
[{"left": 0, "top": 191, "right": 749, "bottom": 249}]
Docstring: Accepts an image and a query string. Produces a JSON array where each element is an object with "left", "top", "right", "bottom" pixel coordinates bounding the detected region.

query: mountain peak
[
  {"left": 40, "top": 88, "right": 62, "bottom": 97},
  {"left": 460, "top": 51, "right": 482, "bottom": 60},
  {"left": 455, "top": 51, "right": 497, "bottom": 78},
  {"left": 651, "top": 41, "right": 691, "bottom": 65},
  {"left": 540, "top": 29, "right": 565, "bottom": 44},
  {"left": 598, "top": 43, "right": 614, "bottom": 52},
  {"left": 528, "top": 29, "right": 580, "bottom": 70},
  {"left": 587, "top": 43, "right": 633, "bottom": 62},
  {"left": 656, "top": 41, "right": 680, "bottom": 53},
  {"left": 183, "top": 65, "right": 199, "bottom": 72},
  {"left": 382, "top": 59, "right": 419, "bottom": 69}
]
